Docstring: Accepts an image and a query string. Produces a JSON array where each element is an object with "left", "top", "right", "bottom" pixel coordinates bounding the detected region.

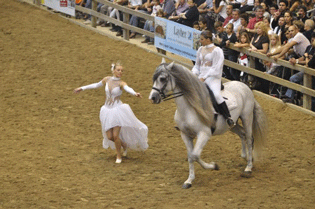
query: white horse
[{"left": 149, "top": 61, "right": 268, "bottom": 189}]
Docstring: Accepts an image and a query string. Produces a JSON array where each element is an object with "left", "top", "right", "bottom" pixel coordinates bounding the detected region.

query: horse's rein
[{"left": 152, "top": 73, "right": 183, "bottom": 101}]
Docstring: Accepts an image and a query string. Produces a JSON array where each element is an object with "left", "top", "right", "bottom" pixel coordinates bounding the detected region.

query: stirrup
[{"left": 227, "top": 118, "right": 235, "bottom": 128}]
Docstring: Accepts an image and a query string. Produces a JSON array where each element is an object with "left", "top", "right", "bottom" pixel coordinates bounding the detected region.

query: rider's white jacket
[{"left": 192, "top": 43, "right": 224, "bottom": 80}]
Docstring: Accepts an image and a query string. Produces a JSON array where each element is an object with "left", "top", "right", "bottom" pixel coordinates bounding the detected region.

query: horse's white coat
[{"left": 149, "top": 62, "right": 268, "bottom": 188}]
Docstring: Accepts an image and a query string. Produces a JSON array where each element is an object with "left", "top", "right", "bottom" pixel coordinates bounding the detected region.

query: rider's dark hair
[{"left": 201, "top": 30, "right": 212, "bottom": 41}]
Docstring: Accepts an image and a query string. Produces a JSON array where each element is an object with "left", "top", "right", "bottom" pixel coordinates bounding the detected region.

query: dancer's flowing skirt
[{"left": 100, "top": 103, "right": 148, "bottom": 151}]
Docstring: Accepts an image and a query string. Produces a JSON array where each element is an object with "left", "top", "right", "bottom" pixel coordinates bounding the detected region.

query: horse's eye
[{"left": 160, "top": 77, "right": 166, "bottom": 82}]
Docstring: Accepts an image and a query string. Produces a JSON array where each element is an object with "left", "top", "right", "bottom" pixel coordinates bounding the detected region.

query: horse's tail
[{"left": 252, "top": 99, "right": 268, "bottom": 160}]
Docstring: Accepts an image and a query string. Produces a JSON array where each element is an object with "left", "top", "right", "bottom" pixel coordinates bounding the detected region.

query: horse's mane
[{"left": 167, "top": 63, "right": 214, "bottom": 126}]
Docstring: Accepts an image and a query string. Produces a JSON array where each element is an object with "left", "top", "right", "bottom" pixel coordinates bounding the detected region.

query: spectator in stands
[
  {"left": 162, "top": 0, "right": 176, "bottom": 19},
  {"left": 273, "top": 15, "right": 284, "bottom": 36},
  {"left": 222, "top": 4, "right": 233, "bottom": 27},
  {"left": 214, "top": 21, "right": 226, "bottom": 43},
  {"left": 177, "top": 0, "right": 200, "bottom": 27},
  {"left": 249, "top": 21, "right": 270, "bottom": 93},
  {"left": 199, "top": 17, "right": 209, "bottom": 31},
  {"left": 234, "top": 31, "right": 250, "bottom": 69},
  {"left": 293, "top": 20, "right": 305, "bottom": 33},
  {"left": 296, "top": 5, "right": 308, "bottom": 23},
  {"left": 263, "top": 16, "right": 274, "bottom": 36},
  {"left": 236, "top": 13, "right": 249, "bottom": 38},
  {"left": 168, "top": 0, "right": 189, "bottom": 21},
  {"left": 198, "top": 0, "right": 213, "bottom": 20},
  {"left": 225, "top": 9, "right": 241, "bottom": 33},
  {"left": 269, "top": 4, "right": 278, "bottom": 28},
  {"left": 219, "top": 23, "right": 239, "bottom": 80},
  {"left": 239, "top": 0, "right": 255, "bottom": 13},
  {"left": 282, "top": 36, "right": 315, "bottom": 104},
  {"left": 205, "top": 0, "right": 227, "bottom": 32},
  {"left": 302, "top": 0, "right": 314, "bottom": 11},
  {"left": 283, "top": 11, "right": 294, "bottom": 30},
  {"left": 270, "top": 0, "right": 288, "bottom": 30},
  {"left": 269, "top": 24, "right": 310, "bottom": 61},
  {"left": 260, "top": 1, "right": 270, "bottom": 19},
  {"left": 246, "top": 5, "right": 264, "bottom": 33},
  {"left": 303, "top": 19, "right": 315, "bottom": 42},
  {"left": 288, "top": 0, "right": 300, "bottom": 12},
  {"left": 193, "top": 21, "right": 201, "bottom": 29},
  {"left": 128, "top": 0, "right": 149, "bottom": 38},
  {"left": 142, "top": 0, "right": 162, "bottom": 44}
]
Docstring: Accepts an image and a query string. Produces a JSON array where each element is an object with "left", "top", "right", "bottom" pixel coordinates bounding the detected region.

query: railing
[{"left": 68, "top": 0, "right": 315, "bottom": 111}]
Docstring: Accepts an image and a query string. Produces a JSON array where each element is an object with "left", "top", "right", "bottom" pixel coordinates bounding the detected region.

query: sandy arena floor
[{"left": 1, "top": 1, "right": 315, "bottom": 208}]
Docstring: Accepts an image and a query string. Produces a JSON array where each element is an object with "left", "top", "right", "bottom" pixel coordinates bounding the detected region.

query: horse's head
[{"left": 149, "top": 60, "right": 176, "bottom": 104}]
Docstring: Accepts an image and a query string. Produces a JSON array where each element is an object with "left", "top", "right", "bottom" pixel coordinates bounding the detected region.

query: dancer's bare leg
[{"left": 113, "top": 126, "right": 123, "bottom": 163}]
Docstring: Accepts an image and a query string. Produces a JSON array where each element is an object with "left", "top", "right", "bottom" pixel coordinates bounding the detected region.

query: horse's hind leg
[
  {"left": 231, "top": 124, "right": 247, "bottom": 159},
  {"left": 180, "top": 132, "right": 195, "bottom": 189},
  {"left": 240, "top": 115, "right": 254, "bottom": 174}
]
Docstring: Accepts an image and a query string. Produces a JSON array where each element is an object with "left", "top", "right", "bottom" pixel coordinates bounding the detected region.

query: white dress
[{"left": 100, "top": 77, "right": 148, "bottom": 151}]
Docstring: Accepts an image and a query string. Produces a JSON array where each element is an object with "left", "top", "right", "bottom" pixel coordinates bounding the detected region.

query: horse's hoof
[
  {"left": 182, "top": 183, "right": 192, "bottom": 189},
  {"left": 214, "top": 163, "right": 220, "bottom": 170},
  {"left": 240, "top": 171, "right": 252, "bottom": 178}
]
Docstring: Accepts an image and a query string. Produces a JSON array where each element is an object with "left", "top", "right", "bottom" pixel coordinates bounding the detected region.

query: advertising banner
[
  {"left": 42, "top": 0, "right": 75, "bottom": 16},
  {"left": 154, "top": 17, "right": 201, "bottom": 61}
]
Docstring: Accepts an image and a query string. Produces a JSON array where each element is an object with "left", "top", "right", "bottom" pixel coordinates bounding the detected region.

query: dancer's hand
[
  {"left": 200, "top": 78, "right": 205, "bottom": 82},
  {"left": 73, "top": 88, "right": 82, "bottom": 94},
  {"left": 135, "top": 93, "right": 142, "bottom": 98}
]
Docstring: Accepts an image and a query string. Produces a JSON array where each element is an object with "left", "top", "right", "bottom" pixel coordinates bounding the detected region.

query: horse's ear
[
  {"left": 161, "top": 58, "right": 166, "bottom": 63},
  {"left": 166, "top": 62, "right": 175, "bottom": 71}
]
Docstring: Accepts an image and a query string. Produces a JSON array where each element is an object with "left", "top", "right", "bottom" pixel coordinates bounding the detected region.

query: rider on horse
[{"left": 192, "top": 30, "right": 235, "bottom": 128}]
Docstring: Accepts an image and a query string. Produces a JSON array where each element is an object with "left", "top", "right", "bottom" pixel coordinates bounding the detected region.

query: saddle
[{"left": 205, "top": 84, "right": 237, "bottom": 114}]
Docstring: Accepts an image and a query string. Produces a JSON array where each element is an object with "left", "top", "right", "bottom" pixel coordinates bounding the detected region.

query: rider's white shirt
[{"left": 192, "top": 43, "right": 224, "bottom": 80}]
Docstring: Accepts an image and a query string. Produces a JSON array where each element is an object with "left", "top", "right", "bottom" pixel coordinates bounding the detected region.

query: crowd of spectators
[{"left": 76, "top": 0, "right": 315, "bottom": 111}]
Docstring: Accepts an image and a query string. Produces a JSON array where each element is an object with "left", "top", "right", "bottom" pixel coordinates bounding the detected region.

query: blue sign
[{"left": 154, "top": 17, "right": 201, "bottom": 61}]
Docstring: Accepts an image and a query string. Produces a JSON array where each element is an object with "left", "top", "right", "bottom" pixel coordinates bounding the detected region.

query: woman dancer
[{"left": 74, "top": 61, "right": 148, "bottom": 164}]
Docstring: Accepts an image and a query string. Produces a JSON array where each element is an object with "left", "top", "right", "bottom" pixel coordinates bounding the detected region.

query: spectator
[
  {"left": 270, "top": 0, "right": 288, "bottom": 30},
  {"left": 273, "top": 15, "right": 285, "bottom": 36},
  {"left": 296, "top": 5, "right": 308, "bottom": 23},
  {"left": 249, "top": 21, "right": 269, "bottom": 93},
  {"left": 260, "top": 1, "right": 270, "bottom": 19},
  {"left": 220, "top": 23, "right": 239, "bottom": 80},
  {"left": 282, "top": 35, "right": 315, "bottom": 104},
  {"left": 142, "top": 0, "right": 162, "bottom": 44},
  {"left": 199, "top": 17, "right": 209, "bottom": 31},
  {"left": 269, "top": 25, "right": 310, "bottom": 61},
  {"left": 222, "top": 4, "right": 233, "bottom": 27},
  {"left": 269, "top": 4, "right": 278, "bottom": 29},
  {"left": 301, "top": 0, "right": 314, "bottom": 11},
  {"left": 239, "top": 0, "right": 255, "bottom": 13},
  {"left": 128, "top": 0, "right": 149, "bottom": 38},
  {"left": 225, "top": 9, "right": 241, "bottom": 33},
  {"left": 293, "top": 20, "right": 305, "bottom": 33},
  {"left": 198, "top": 0, "right": 213, "bottom": 19},
  {"left": 263, "top": 16, "right": 274, "bottom": 36},
  {"left": 283, "top": 11, "right": 294, "bottom": 30},
  {"left": 193, "top": 21, "right": 201, "bottom": 29},
  {"left": 288, "top": 0, "right": 300, "bottom": 12},
  {"left": 162, "top": 0, "right": 176, "bottom": 18},
  {"left": 168, "top": 0, "right": 189, "bottom": 21},
  {"left": 236, "top": 13, "right": 249, "bottom": 38},
  {"left": 205, "top": 0, "right": 227, "bottom": 32},
  {"left": 303, "top": 19, "right": 315, "bottom": 42},
  {"left": 246, "top": 5, "right": 264, "bottom": 33},
  {"left": 234, "top": 31, "right": 251, "bottom": 80},
  {"left": 177, "top": 0, "right": 200, "bottom": 27},
  {"left": 214, "top": 20, "right": 226, "bottom": 43}
]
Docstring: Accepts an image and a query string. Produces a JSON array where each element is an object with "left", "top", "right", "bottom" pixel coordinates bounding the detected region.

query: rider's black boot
[{"left": 218, "top": 101, "right": 235, "bottom": 128}]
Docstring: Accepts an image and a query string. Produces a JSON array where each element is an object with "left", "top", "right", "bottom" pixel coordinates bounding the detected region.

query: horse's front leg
[
  {"left": 180, "top": 132, "right": 195, "bottom": 189},
  {"left": 192, "top": 131, "right": 219, "bottom": 170}
]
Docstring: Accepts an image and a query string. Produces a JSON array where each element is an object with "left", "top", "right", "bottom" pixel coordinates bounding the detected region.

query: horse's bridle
[{"left": 152, "top": 72, "right": 183, "bottom": 101}]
